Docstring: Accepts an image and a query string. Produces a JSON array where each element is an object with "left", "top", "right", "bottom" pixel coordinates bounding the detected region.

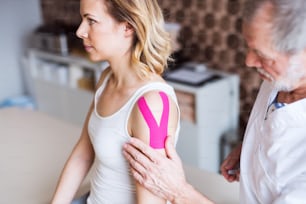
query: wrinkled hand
[
  {"left": 123, "top": 136, "right": 186, "bottom": 202},
  {"left": 220, "top": 143, "right": 242, "bottom": 182}
]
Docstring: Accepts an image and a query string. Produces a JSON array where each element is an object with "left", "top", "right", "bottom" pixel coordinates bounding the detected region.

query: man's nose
[{"left": 245, "top": 50, "right": 261, "bottom": 68}]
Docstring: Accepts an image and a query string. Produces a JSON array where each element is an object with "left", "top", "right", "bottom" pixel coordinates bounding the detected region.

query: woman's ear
[{"left": 124, "top": 23, "right": 134, "bottom": 37}]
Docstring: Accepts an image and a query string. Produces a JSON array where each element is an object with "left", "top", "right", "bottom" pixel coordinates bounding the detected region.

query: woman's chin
[{"left": 87, "top": 54, "right": 103, "bottom": 62}]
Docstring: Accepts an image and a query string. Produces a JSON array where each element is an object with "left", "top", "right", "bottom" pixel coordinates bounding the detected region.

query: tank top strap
[
  {"left": 94, "top": 72, "right": 112, "bottom": 111},
  {"left": 127, "top": 82, "right": 177, "bottom": 107}
]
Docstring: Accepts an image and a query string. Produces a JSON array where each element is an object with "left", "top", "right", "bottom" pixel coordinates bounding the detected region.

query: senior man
[{"left": 123, "top": 0, "right": 306, "bottom": 203}]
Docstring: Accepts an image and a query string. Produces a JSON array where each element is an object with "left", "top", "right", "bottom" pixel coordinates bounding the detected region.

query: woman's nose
[{"left": 76, "top": 23, "right": 88, "bottom": 39}]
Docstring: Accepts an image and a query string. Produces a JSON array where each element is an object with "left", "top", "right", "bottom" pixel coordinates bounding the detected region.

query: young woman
[{"left": 51, "top": 0, "right": 180, "bottom": 203}]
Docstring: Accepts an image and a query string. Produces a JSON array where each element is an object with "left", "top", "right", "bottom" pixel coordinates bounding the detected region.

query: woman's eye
[{"left": 87, "top": 18, "right": 96, "bottom": 25}]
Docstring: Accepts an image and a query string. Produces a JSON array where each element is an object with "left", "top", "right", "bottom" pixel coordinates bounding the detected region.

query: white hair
[
  {"left": 273, "top": 54, "right": 306, "bottom": 91},
  {"left": 243, "top": 0, "right": 306, "bottom": 54}
]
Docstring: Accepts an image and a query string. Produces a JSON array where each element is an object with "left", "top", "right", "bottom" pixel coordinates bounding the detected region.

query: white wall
[{"left": 0, "top": 0, "right": 42, "bottom": 101}]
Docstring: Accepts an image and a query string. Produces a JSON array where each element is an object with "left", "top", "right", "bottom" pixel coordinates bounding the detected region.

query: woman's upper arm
[
  {"left": 131, "top": 90, "right": 179, "bottom": 146},
  {"left": 130, "top": 90, "right": 179, "bottom": 204}
]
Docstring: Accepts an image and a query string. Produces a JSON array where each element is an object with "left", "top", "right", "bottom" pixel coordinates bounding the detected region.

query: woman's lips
[{"left": 84, "top": 45, "right": 93, "bottom": 52}]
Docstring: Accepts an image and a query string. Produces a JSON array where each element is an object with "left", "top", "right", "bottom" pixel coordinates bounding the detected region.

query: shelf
[
  {"left": 27, "top": 49, "right": 106, "bottom": 126},
  {"left": 28, "top": 49, "right": 102, "bottom": 71}
]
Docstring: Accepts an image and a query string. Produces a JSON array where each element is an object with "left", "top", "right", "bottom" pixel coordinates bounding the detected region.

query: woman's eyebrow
[{"left": 83, "top": 13, "right": 97, "bottom": 18}]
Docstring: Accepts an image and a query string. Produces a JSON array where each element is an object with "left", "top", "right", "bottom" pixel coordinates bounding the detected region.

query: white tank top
[{"left": 87, "top": 73, "right": 180, "bottom": 204}]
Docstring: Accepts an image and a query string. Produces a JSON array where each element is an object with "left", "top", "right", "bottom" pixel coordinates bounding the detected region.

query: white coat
[{"left": 240, "top": 81, "right": 306, "bottom": 204}]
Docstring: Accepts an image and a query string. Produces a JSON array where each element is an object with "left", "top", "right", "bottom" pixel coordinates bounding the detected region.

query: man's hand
[
  {"left": 220, "top": 143, "right": 242, "bottom": 182},
  {"left": 123, "top": 136, "right": 186, "bottom": 202}
]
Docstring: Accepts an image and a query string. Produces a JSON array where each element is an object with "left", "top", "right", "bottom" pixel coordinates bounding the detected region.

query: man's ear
[{"left": 124, "top": 23, "right": 134, "bottom": 37}]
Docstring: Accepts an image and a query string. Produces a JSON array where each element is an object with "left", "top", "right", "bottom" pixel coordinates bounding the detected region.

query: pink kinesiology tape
[{"left": 137, "top": 92, "right": 169, "bottom": 149}]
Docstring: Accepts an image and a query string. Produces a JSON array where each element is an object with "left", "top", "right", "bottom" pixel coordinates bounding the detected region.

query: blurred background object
[{"left": 0, "top": 0, "right": 41, "bottom": 105}]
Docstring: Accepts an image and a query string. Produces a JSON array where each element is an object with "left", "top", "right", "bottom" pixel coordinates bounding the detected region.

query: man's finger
[
  {"left": 130, "top": 166, "right": 145, "bottom": 185},
  {"left": 123, "top": 148, "right": 148, "bottom": 176},
  {"left": 127, "top": 137, "right": 160, "bottom": 163},
  {"left": 124, "top": 143, "right": 147, "bottom": 165},
  {"left": 164, "top": 136, "right": 180, "bottom": 162}
]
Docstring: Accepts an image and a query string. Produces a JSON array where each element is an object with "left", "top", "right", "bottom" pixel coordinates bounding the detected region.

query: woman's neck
[{"left": 108, "top": 54, "right": 139, "bottom": 88}]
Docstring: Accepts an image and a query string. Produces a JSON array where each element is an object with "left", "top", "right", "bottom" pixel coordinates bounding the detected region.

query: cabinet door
[{"left": 34, "top": 79, "right": 93, "bottom": 126}]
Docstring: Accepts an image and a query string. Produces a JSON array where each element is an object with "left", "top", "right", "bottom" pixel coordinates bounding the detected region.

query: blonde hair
[{"left": 104, "top": 0, "right": 172, "bottom": 78}]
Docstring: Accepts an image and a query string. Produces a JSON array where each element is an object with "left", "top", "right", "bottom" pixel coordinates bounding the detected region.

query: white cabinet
[
  {"left": 169, "top": 71, "right": 239, "bottom": 173},
  {"left": 27, "top": 49, "right": 108, "bottom": 126}
]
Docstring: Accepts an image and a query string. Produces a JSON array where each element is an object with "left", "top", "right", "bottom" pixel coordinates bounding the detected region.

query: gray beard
[{"left": 272, "top": 55, "right": 306, "bottom": 91}]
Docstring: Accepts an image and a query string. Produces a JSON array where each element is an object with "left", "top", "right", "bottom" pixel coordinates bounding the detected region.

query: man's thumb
[{"left": 165, "top": 136, "right": 180, "bottom": 161}]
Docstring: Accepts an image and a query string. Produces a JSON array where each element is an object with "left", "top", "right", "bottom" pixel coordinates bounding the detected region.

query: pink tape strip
[{"left": 137, "top": 92, "right": 169, "bottom": 149}]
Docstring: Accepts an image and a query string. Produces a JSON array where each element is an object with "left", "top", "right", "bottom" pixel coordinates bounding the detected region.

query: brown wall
[{"left": 40, "top": 0, "right": 262, "bottom": 138}]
